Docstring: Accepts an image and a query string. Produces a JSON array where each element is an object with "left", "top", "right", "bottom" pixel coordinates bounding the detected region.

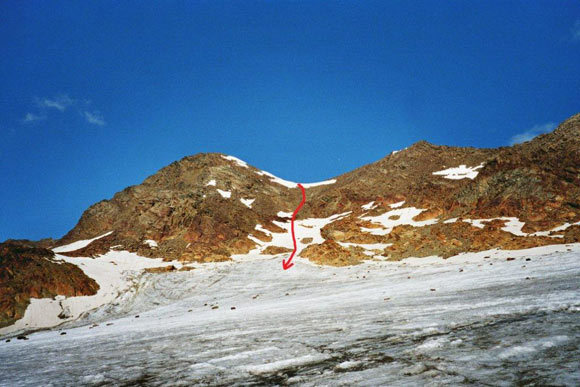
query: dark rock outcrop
[{"left": 0, "top": 241, "right": 99, "bottom": 328}]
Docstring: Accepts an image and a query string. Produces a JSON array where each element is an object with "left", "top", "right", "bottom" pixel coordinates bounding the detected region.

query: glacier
[{"left": 1, "top": 245, "right": 579, "bottom": 386}]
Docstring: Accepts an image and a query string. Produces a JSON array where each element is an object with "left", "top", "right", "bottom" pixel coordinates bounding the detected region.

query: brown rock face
[
  {"left": 0, "top": 241, "right": 99, "bottom": 328},
  {"left": 51, "top": 112, "right": 580, "bottom": 266},
  {"left": 144, "top": 265, "right": 178, "bottom": 274},
  {"left": 300, "top": 240, "right": 369, "bottom": 266},
  {"left": 262, "top": 246, "right": 293, "bottom": 255},
  {"left": 56, "top": 154, "right": 303, "bottom": 262},
  {"left": 384, "top": 221, "right": 580, "bottom": 260}
]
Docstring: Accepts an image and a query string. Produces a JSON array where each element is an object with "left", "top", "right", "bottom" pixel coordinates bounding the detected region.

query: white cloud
[
  {"left": 39, "top": 94, "right": 75, "bottom": 111},
  {"left": 573, "top": 20, "right": 580, "bottom": 41},
  {"left": 509, "top": 122, "right": 556, "bottom": 145},
  {"left": 83, "top": 110, "right": 105, "bottom": 126},
  {"left": 22, "top": 112, "right": 46, "bottom": 123},
  {"left": 21, "top": 94, "right": 105, "bottom": 126}
]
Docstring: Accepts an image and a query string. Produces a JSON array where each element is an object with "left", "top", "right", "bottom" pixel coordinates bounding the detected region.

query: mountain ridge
[
  {"left": 2, "top": 112, "right": 579, "bottom": 329},
  {"left": 50, "top": 112, "right": 580, "bottom": 261}
]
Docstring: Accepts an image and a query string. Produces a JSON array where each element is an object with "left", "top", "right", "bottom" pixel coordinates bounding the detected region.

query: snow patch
[
  {"left": 255, "top": 224, "right": 273, "bottom": 236},
  {"left": 360, "top": 207, "right": 438, "bottom": 236},
  {"left": 221, "top": 155, "right": 249, "bottom": 168},
  {"left": 361, "top": 201, "right": 376, "bottom": 210},
  {"left": 256, "top": 169, "right": 335, "bottom": 189},
  {"left": 247, "top": 235, "right": 264, "bottom": 246},
  {"left": 530, "top": 220, "right": 580, "bottom": 237},
  {"left": 217, "top": 189, "right": 231, "bottom": 199},
  {"left": 301, "top": 179, "right": 337, "bottom": 188},
  {"left": 445, "top": 217, "right": 576, "bottom": 238},
  {"left": 143, "top": 239, "right": 158, "bottom": 248},
  {"left": 432, "top": 163, "right": 484, "bottom": 180},
  {"left": 206, "top": 179, "right": 216, "bottom": 187},
  {"left": 240, "top": 198, "right": 255, "bottom": 208},
  {"left": 463, "top": 217, "right": 529, "bottom": 237},
  {"left": 53, "top": 231, "right": 113, "bottom": 253},
  {"left": 389, "top": 201, "right": 405, "bottom": 208},
  {"left": 256, "top": 170, "right": 297, "bottom": 189},
  {"left": 391, "top": 147, "right": 407, "bottom": 155}
]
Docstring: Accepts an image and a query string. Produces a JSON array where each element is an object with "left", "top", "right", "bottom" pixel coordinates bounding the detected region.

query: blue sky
[{"left": 1, "top": 1, "right": 580, "bottom": 241}]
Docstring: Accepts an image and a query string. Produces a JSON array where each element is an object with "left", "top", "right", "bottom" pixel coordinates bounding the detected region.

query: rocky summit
[{"left": 1, "top": 113, "right": 580, "bottom": 329}]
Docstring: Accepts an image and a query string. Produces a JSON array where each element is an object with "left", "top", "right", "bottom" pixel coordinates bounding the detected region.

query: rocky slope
[{"left": 53, "top": 112, "right": 580, "bottom": 263}]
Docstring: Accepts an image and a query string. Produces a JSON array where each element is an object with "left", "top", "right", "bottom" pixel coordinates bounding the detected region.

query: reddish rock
[
  {"left": 262, "top": 246, "right": 293, "bottom": 255},
  {"left": 300, "top": 240, "right": 369, "bottom": 266},
  {"left": 0, "top": 241, "right": 99, "bottom": 328}
]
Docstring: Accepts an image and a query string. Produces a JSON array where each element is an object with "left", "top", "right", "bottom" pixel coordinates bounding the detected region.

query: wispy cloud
[
  {"left": 509, "top": 122, "right": 556, "bottom": 145},
  {"left": 573, "top": 20, "right": 580, "bottom": 41},
  {"left": 20, "top": 94, "right": 105, "bottom": 126},
  {"left": 83, "top": 110, "right": 105, "bottom": 126},
  {"left": 38, "top": 94, "right": 75, "bottom": 111},
  {"left": 22, "top": 112, "right": 46, "bottom": 123}
]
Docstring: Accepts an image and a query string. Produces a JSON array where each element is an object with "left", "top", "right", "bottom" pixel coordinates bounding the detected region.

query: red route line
[{"left": 282, "top": 183, "right": 306, "bottom": 270}]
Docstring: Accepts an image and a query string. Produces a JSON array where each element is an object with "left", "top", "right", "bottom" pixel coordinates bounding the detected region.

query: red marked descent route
[{"left": 282, "top": 183, "right": 306, "bottom": 270}]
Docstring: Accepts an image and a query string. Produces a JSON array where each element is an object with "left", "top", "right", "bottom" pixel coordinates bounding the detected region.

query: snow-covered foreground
[
  {"left": 0, "top": 250, "right": 177, "bottom": 336},
  {"left": 1, "top": 246, "right": 580, "bottom": 386}
]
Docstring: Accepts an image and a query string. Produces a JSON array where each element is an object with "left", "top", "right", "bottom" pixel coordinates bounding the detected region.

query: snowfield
[
  {"left": 432, "top": 163, "right": 484, "bottom": 180},
  {"left": 1, "top": 244, "right": 579, "bottom": 386},
  {"left": 0, "top": 250, "right": 177, "bottom": 336}
]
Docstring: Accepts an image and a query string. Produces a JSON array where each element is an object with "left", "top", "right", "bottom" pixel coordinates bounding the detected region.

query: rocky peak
[
  {"left": 57, "top": 152, "right": 304, "bottom": 262},
  {"left": 548, "top": 112, "right": 580, "bottom": 137},
  {"left": 50, "top": 112, "right": 580, "bottom": 268}
]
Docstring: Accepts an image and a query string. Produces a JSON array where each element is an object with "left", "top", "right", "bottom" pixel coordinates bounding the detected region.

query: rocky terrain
[
  {"left": 0, "top": 241, "right": 99, "bottom": 328},
  {"left": 54, "top": 112, "right": 580, "bottom": 263},
  {"left": 1, "top": 112, "right": 580, "bottom": 331}
]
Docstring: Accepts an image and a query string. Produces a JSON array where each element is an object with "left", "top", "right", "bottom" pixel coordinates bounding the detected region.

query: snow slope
[
  {"left": 0, "top": 250, "right": 176, "bottom": 336},
  {"left": 52, "top": 231, "right": 113, "bottom": 253}
]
